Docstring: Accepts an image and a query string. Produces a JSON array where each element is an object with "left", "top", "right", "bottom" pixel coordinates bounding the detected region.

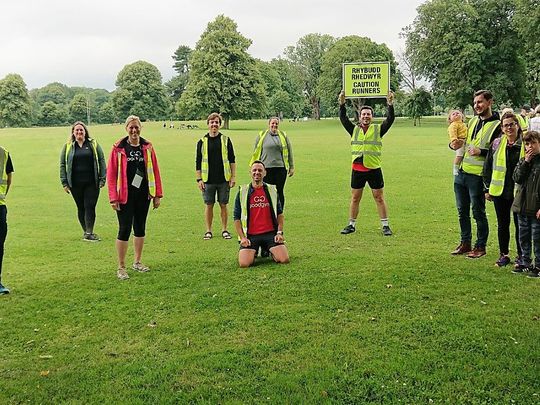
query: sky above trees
[{"left": 0, "top": 0, "right": 424, "bottom": 90}]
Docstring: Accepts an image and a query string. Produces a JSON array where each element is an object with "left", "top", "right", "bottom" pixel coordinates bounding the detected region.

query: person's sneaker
[
  {"left": 83, "top": 233, "right": 101, "bottom": 242},
  {"left": 132, "top": 262, "right": 150, "bottom": 272},
  {"left": 527, "top": 268, "right": 540, "bottom": 278},
  {"left": 117, "top": 267, "right": 129, "bottom": 280},
  {"left": 340, "top": 224, "right": 356, "bottom": 235},
  {"left": 495, "top": 254, "right": 511, "bottom": 267},
  {"left": 451, "top": 242, "right": 472, "bottom": 255},
  {"left": 512, "top": 263, "right": 531, "bottom": 274},
  {"left": 382, "top": 225, "right": 393, "bottom": 236},
  {"left": 0, "top": 283, "right": 10, "bottom": 294},
  {"left": 466, "top": 247, "right": 486, "bottom": 259}
]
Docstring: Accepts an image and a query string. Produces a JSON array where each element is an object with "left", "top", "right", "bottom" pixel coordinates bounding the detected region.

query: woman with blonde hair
[
  {"left": 60, "top": 121, "right": 106, "bottom": 241},
  {"left": 107, "top": 115, "right": 163, "bottom": 280}
]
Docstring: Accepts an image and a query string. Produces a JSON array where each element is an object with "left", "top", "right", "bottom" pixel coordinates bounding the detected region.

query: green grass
[{"left": 0, "top": 117, "right": 539, "bottom": 403}]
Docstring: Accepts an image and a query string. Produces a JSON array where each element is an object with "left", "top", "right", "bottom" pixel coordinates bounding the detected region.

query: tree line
[{"left": 0, "top": 1, "right": 538, "bottom": 128}]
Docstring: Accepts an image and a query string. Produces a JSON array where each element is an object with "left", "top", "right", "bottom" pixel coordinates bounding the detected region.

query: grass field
[{"left": 0, "top": 117, "right": 538, "bottom": 403}]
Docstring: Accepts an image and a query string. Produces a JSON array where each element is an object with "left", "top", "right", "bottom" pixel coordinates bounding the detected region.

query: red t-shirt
[{"left": 248, "top": 186, "right": 274, "bottom": 235}]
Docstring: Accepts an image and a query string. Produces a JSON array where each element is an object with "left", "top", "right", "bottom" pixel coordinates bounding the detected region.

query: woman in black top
[{"left": 60, "top": 121, "right": 106, "bottom": 241}]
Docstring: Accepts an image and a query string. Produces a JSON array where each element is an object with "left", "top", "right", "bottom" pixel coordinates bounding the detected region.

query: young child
[
  {"left": 511, "top": 130, "right": 540, "bottom": 277},
  {"left": 447, "top": 109, "right": 467, "bottom": 175}
]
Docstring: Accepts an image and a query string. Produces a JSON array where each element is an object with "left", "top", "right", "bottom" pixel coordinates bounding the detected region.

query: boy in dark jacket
[{"left": 512, "top": 130, "right": 540, "bottom": 277}]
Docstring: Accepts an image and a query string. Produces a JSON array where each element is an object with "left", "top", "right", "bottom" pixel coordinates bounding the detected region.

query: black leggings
[
  {"left": 71, "top": 182, "right": 99, "bottom": 233},
  {"left": 493, "top": 196, "right": 521, "bottom": 256},
  {"left": 0, "top": 206, "right": 7, "bottom": 280},
  {"left": 263, "top": 167, "right": 287, "bottom": 209},
  {"left": 116, "top": 189, "right": 151, "bottom": 241}
]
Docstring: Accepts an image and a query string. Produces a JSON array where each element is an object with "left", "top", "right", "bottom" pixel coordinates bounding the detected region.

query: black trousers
[
  {"left": 116, "top": 188, "right": 151, "bottom": 241},
  {"left": 0, "top": 205, "right": 7, "bottom": 280},
  {"left": 71, "top": 181, "right": 99, "bottom": 234},
  {"left": 493, "top": 196, "right": 521, "bottom": 256},
  {"left": 263, "top": 167, "right": 288, "bottom": 209}
]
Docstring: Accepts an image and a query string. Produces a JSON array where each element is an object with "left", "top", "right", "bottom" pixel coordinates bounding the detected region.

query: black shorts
[
  {"left": 239, "top": 231, "right": 283, "bottom": 252},
  {"left": 351, "top": 168, "right": 384, "bottom": 190}
]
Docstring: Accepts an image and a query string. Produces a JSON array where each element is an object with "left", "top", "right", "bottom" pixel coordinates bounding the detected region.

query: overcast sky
[{"left": 0, "top": 0, "right": 425, "bottom": 91}]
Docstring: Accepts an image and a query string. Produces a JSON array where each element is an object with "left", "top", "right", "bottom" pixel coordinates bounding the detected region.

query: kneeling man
[{"left": 234, "top": 161, "right": 290, "bottom": 267}]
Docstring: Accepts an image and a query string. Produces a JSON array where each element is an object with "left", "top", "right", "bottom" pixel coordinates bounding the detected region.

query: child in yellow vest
[{"left": 448, "top": 110, "right": 467, "bottom": 175}]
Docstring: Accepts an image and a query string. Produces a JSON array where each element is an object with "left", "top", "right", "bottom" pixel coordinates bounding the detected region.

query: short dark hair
[
  {"left": 474, "top": 89, "right": 493, "bottom": 101},
  {"left": 206, "top": 112, "right": 222, "bottom": 124},
  {"left": 523, "top": 130, "right": 540, "bottom": 143},
  {"left": 359, "top": 105, "right": 374, "bottom": 114},
  {"left": 251, "top": 160, "right": 266, "bottom": 168}
]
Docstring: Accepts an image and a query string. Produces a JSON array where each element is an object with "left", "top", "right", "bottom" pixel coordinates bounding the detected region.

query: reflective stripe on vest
[
  {"left": 351, "top": 124, "right": 382, "bottom": 168},
  {"left": 0, "top": 147, "right": 8, "bottom": 204},
  {"left": 462, "top": 117, "right": 499, "bottom": 176},
  {"left": 146, "top": 148, "right": 156, "bottom": 197},
  {"left": 249, "top": 130, "right": 289, "bottom": 170},
  {"left": 201, "top": 135, "right": 231, "bottom": 182},
  {"left": 116, "top": 152, "right": 122, "bottom": 195},
  {"left": 239, "top": 184, "right": 278, "bottom": 236},
  {"left": 489, "top": 137, "right": 525, "bottom": 196}
]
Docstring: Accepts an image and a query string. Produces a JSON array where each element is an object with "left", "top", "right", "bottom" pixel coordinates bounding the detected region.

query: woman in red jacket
[{"left": 107, "top": 115, "right": 163, "bottom": 280}]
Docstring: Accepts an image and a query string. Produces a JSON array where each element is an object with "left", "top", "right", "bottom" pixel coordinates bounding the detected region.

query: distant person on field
[
  {"left": 195, "top": 112, "right": 236, "bottom": 240},
  {"left": 338, "top": 89, "right": 395, "bottom": 236},
  {"left": 528, "top": 105, "right": 540, "bottom": 133},
  {"left": 107, "top": 115, "right": 163, "bottom": 280},
  {"left": 450, "top": 89, "right": 500, "bottom": 258},
  {"left": 511, "top": 130, "right": 540, "bottom": 278},
  {"left": 483, "top": 112, "right": 524, "bottom": 268},
  {"left": 234, "top": 160, "right": 289, "bottom": 267},
  {"left": 447, "top": 109, "right": 468, "bottom": 175},
  {"left": 0, "top": 146, "right": 13, "bottom": 295},
  {"left": 60, "top": 121, "right": 106, "bottom": 242},
  {"left": 249, "top": 117, "right": 294, "bottom": 210}
]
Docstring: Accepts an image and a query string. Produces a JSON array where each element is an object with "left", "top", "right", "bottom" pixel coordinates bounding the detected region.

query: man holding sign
[{"left": 338, "top": 90, "right": 395, "bottom": 236}]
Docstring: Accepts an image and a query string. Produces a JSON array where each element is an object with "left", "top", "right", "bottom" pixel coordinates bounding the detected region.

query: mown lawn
[{"left": 0, "top": 117, "right": 538, "bottom": 403}]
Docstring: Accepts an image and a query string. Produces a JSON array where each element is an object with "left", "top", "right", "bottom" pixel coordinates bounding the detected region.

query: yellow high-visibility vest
[
  {"left": 489, "top": 137, "right": 525, "bottom": 196},
  {"left": 239, "top": 184, "right": 278, "bottom": 236},
  {"left": 249, "top": 130, "right": 290, "bottom": 170},
  {"left": 0, "top": 147, "right": 9, "bottom": 205},
  {"left": 351, "top": 124, "right": 382, "bottom": 169},
  {"left": 201, "top": 135, "right": 231, "bottom": 182},
  {"left": 462, "top": 117, "right": 499, "bottom": 176}
]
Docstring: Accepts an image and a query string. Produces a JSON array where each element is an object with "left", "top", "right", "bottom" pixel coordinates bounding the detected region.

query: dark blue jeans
[
  {"left": 517, "top": 215, "right": 540, "bottom": 267},
  {"left": 454, "top": 171, "right": 489, "bottom": 248}
]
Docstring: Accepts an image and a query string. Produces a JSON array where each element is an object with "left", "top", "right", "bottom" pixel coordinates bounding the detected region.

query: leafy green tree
[
  {"left": 317, "top": 35, "right": 399, "bottom": 117},
  {"left": 0, "top": 73, "right": 32, "bottom": 127},
  {"left": 176, "top": 15, "right": 265, "bottom": 128},
  {"left": 98, "top": 102, "right": 117, "bottom": 124},
  {"left": 38, "top": 101, "right": 67, "bottom": 126},
  {"left": 403, "top": 87, "right": 433, "bottom": 126},
  {"left": 113, "top": 60, "right": 169, "bottom": 121},
  {"left": 69, "top": 94, "right": 88, "bottom": 123},
  {"left": 172, "top": 45, "right": 192, "bottom": 74},
  {"left": 404, "top": 0, "right": 526, "bottom": 109},
  {"left": 285, "top": 33, "right": 336, "bottom": 119},
  {"left": 514, "top": 0, "right": 540, "bottom": 105},
  {"left": 33, "top": 82, "right": 72, "bottom": 105}
]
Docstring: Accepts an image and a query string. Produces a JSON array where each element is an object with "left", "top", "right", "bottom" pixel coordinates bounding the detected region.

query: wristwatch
[
  {"left": 196, "top": 178, "right": 203, "bottom": 183},
  {"left": 276, "top": 231, "right": 283, "bottom": 235}
]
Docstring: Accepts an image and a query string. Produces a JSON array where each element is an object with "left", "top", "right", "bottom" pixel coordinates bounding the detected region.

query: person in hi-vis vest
[
  {"left": 483, "top": 112, "right": 524, "bottom": 268},
  {"left": 233, "top": 161, "right": 289, "bottom": 268},
  {"left": 196, "top": 112, "right": 236, "bottom": 241},
  {"left": 450, "top": 89, "right": 500, "bottom": 259},
  {"left": 0, "top": 146, "right": 13, "bottom": 295},
  {"left": 249, "top": 117, "right": 294, "bottom": 209},
  {"left": 338, "top": 90, "right": 395, "bottom": 236}
]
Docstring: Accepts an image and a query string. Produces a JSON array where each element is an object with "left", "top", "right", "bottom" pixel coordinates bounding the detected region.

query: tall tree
[
  {"left": 176, "top": 15, "right": 265, "bottom": 128},
  {"left": 69, "top": 94, "right": 89, "bottom": 123},
  {"left": 0, "top": 73, "right": 32, "bottom": 127},
  {"left": 38, "top": 101, "right": 67, "bottom": 126},
  {"left": 172, "top": 45, "right": 192, "bottom": 74},
  {"left": 317, "top": 35, "right": 399, "bottom": 117},
  {"left": 514, "top": 0, "right": 540, "bottom": 105},
  {"left": 285, "top": 33, "right": 336, "bottom": 119},
  {"left": 404, "top": 0, "right": 526, "bottom": 109},
  {"left": 113, "top": 60, "right": 169, "bottom": 121},
  {"left": 403, "top": 87, "right": 433, "bottom": 126}
]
